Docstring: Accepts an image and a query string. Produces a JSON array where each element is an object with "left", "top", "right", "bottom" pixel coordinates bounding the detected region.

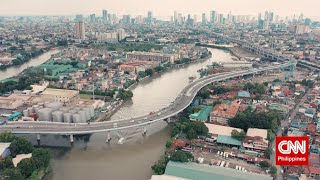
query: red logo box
[{"left": 275, "top": 136, "right": 309, "bottom": 166}]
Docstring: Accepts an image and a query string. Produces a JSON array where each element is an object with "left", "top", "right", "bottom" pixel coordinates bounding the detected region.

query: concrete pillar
[
  {"left": 167, "top": 117, "right": 171, "bottom": 123},
  {"left": 143, "top": 126, "right": 147, "bottom": 135},
  {"left": 106, "top": 133, "right": 111, "bottom": 143},
  {"left": 70, "top": 134, "right": 74, "bottom": 143},
  {"left": 36, "top": 134, "right": 40, "bottom": 141}
]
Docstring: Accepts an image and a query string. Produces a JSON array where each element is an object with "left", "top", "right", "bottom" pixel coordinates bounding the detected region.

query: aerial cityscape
[{"left": 0, "top": 0, "right": 320, "bottom": 180}]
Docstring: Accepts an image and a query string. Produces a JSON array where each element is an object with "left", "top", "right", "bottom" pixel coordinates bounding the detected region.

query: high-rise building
[
  {"left": 74, "top": 22, "right": 85, "bottom": 40},
  {"left": 90, "top": 14, "right": 96, "bottom": 23},
  {"left": 117, "top": 28, "right": 126, "bottom": 41},
  {"left": 202, "top": 13, "right": 206, "bottom": 25},
  {"left": 193, "top": 15, "right": 197, "bottom": 24},
  {"left": 75, "top": 14, "right": 83, "bottom": 22},
  {"left": 264, "top": 11, "right": 269, "bottom": 21},
  {"left": 122, "top": 15, "right": 131, "bottom": 24},
  {"left": 174, "top": 11, "right": 178, "bottom": 24},
  {"left": 147, "top": 11, "right": 153, "bottom": 24},
  {"left": 218, "top": 14, "right": 224, "bottom": 24},
  {"left": 102, "top": 9, "right": 108, "bottom": 22},
  {"left": 258, "top": 13, "right": 262, "bottom": 21},
  {"left": 210, "top": 11, "right": 216, "bottom": 24},
  {"left": 269, "top": 12, "right": 274, "bottom": 23}
]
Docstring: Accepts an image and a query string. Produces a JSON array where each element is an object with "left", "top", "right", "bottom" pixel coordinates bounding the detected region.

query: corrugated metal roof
[
  {"left": 164, "top": 161, "right": 272, "bottom": 180},
  {"left": 189, "top": 105, "right": 213, "bottom": 121},
  {"left": 217, "top": 135, "right": 242, "bottom": 146}
]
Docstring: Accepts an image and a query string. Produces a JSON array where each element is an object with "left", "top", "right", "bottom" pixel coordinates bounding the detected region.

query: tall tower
[
  {"left": 75, "top": 21, "right": 85, "bottom": 40},
  {"left": 202, "top": 13, "right": 206, "bottom": 25},
  {"left": 210, "top": 11, "right": 216, "bottom": 24},
  {"left": 102, "top": 9, "right": 108, "bottom": 22}
]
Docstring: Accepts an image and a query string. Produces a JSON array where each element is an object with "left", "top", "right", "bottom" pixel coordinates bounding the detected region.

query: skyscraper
[
  {"left": 210, "top": 11, "right": 216, "bottom": 24},
  {"left": 74, "top": 22, "right": 85, "bottom": 40},
  {"left": 202, "top": 13, "right": 206, "bottom": 25},
  {"left": 90, "top": 14, "right": 96, "bottom": 23},
  {"left": 102, "top": 9, "right": 108, "bottom": 22},
  {"left": 174, "top": 11, "right": 178, "bottom": 24},
  {"left": 75, "top": 14, "right": 83, "bottom": 22},
  {"left": 147, "top": 11, "right": 153, "bottom": 24}
]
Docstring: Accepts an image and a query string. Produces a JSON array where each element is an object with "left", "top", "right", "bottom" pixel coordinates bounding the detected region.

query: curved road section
[{"left": 0, "top": 61, "right": 293, "bottom": 135}]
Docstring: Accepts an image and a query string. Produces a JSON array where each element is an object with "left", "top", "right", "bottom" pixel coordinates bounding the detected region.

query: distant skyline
[{"left": 1, "top": 0, "right": 320, "bottom": 20}]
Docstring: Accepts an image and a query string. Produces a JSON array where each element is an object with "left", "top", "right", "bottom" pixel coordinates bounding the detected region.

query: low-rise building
[
  {"left": 41, "top": 88, "right": 80, "bottom": 104},
  {"left": 189, "top": 105, "right": 213, "bottom": 122},
  {"left": 127, "top": 51, "right": 180, "bottom": 64}
]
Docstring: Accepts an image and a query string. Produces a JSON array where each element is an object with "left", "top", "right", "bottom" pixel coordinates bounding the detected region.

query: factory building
[{"left": 41, "top": 88, "right": 80, "bottom": 104}]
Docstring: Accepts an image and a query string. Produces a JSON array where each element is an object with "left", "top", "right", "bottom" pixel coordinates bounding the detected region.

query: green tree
[
  {"left": 259, "top": 160, "right": 270, "bottom": 168},
  {"left": 165, "top": 139, "right": 173, "bottom": 149},
  {"left": 265, "top": 148, "right": 272, "bottom": 159},
  {"left": 170, "top": 126, "right": 180, "bottom": 137},
  {"left": 184, "top": 122, "right": 209, "bottom": 137},
  {"left": 151, "top": 155, "right": 169, "bottom": 175},
  {"left": 31, "top": 148, "right": 51, "bottom": 169},
  {"left": 231, "top": 130, "right": 247, "bottom": 141},
  {"left": 170, "top": 150, "right": 193, "bottom": 163},
  {"left": 10, "top": 137, "right": 34, "bottom": 156},
  {"left": 0, "top": 169, "right": 24, "bottom": 180},
  {"left": 267, "top": 130, "right": 275, "bottom": 141},
  {"left": 269, "top": 166, "right": 277, "bottom": 177},
  {"left": 186, "top": 129, "right": 197, "bottom": 140},
  {"left": 17, "top": 158, "right": 36, "bottom": 178},
  {"left": 0, "top": 133, "right": 16, "bottom": 142},
  {"left": 0, "top": 157, "right": 14, "bottom": 169}
]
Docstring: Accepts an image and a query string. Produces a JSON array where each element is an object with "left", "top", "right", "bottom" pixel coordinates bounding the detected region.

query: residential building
[
  {"left": 74, "top": 22, "right": 85, "bottom": 40},
  {"left": 243, "top": 128, "right": 269, "bottom": 152},
  {"left": 126, "top": 51, "right": 180, "bottom": 64},
  {"left": 210, "top": 100, "right": 240, "bottom": 124}
]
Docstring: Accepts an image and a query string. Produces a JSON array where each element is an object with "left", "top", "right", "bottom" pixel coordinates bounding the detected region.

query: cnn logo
[{"left": 276, "top": 136, "right": 308, "bottom": 166}]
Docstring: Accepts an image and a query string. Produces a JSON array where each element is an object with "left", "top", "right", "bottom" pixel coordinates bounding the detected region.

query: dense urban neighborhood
[{"left": 0, "top": 4, "right": 320, "bottom": 180}]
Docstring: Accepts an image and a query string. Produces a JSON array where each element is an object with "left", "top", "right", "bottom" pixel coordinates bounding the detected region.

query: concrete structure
[
  {"left": 0, "top": 143, "right": 11, "bottom": 159},
  {"left": 243, "top": 128, "right": 269, "bottom": 152},
  {"left": 119, "top": 60, "right": 160, "bottom": 74},
  {"left": 12, "top": 153, "right": 32, "bottom": 167},
  {"left": 41, "top": 88, "right": 79, "bottom": 104},
  {"left": 127, "top": 51, "right": 180, "bottom": 64}
]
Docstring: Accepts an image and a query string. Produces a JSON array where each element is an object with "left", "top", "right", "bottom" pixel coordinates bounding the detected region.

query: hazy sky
[{"left": 1, "top": 0, "right": 320, "bottom": 20}]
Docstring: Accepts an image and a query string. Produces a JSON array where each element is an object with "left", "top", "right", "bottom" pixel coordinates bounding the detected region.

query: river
[
  {"left": 27, "top": 48, "right": 237, "bottom": 180},
  {"left": 0, "top": 49, "right": 59, "bottom": 81}
]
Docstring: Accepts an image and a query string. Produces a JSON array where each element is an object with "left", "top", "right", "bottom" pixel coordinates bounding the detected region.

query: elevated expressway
[{"left": 0, "top": 33, "right": 297, "bottom": 136}]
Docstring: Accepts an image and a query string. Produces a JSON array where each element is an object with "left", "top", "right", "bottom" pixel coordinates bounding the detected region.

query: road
[
  {"left": 0, "top": 62, "right": 293, "bottom": 135},
  {"left": 270, "top": 90, "right": 309, "bottom": 180}
]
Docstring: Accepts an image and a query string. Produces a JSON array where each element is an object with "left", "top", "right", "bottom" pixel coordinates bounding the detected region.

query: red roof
[
  {"left": 308, "top": 124, "right": 316, "bottom": 134},
  {"left": 172, "top": 139, "right": 187, "bottom": 149},
  {"left": 307, "top": 167, "right": 320, "bottom": 174}
]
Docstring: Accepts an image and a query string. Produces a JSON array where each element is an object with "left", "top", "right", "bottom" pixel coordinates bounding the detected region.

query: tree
[
  {"left": 265, "top": 148, "right": 272, "bottom": 159},
  {"left": 259, "top": 160, "right": 270, "bottom": 168},
  {"left": 269, "top": 166, "right": 277, "bottom": 177},
  {"left": 0, "top": 133, "right": 16, "bottom": 142},
  {"left": 165, "top": 139, "right": 173, "bottom": 149},
  {"left": 170, "top": 126, "right": 180, "bottom": 137},
  {"left": 267, "top": 130, "right": 275, "bottom": 141},
  {"left": 17, "top": 158, "right": 36, "bottom": 178},
  {"left": 170, "top": 150, "right": 193, "bottom": 162},
  {"left": 231, "top": 130, "right": 247, "bottom": 141},
  {"left": 0, "top": 157, "right": 14, "bottom": 169},
  {"left": 186, "top": 129, "right": 197, "bottom": 140},
  {"left": 31, "top": 148, "right": 51, "bottom": 169},
  {"left": 151, "top": 155, "right": 169, "bottom": 175},
  {"left": 184, "top": 122, "right": 209, "bottom": 137},
  {"left": 0, "top": 169, "right": 24, "bottom": 180},
  {"left": 10, "top": 137, "right": 34, "bottom": 156}
]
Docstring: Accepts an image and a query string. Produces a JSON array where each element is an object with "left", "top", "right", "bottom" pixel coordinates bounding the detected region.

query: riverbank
[
  {"left": 0, "top": 49, "right": 60, "bottom": 81},
  {"left": 98, "top": 55, "right": 212, "bottom": 122}
]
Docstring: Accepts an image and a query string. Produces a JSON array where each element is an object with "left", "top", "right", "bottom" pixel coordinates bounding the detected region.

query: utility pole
[{"left": 92, "top": 84, "right": 95, "bottom": 100}]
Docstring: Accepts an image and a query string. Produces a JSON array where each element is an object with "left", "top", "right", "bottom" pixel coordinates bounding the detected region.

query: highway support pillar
[
  {"left": 143, "top": 126, "right": 147, "bottom": 135},
  {"left": 106, "top": 133, "right": 111, "bottom": 143},
  {"left": 167, "top": 117, "right": 171, "bottom": 123},
  {"left": 36, "top": 134, "right": 40, "bottom": 145},
  {"left": 70, "top": 134, "right": 74, "bottom": 143}
]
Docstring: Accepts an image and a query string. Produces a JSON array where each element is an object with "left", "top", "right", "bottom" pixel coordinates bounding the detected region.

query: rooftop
[
  {"left": 12, "top": 153, "right": 32, "bottom": 167},
  {"left": 0, "top": 142, "right": 11, "bottom": 154},
  {"left": 205, "top": 123, "right": 242, "bottom": 136},
  {"left": 190, "top": 105, "right": 213, "bottom": 121},
  {"left": 217, "top": 135, "right": 242, "bottom": 146},
  {"left": 164, "top": 161, "right": 272, "bottom": 180},
  {"left": 246, "top": 128, "right": 268, "bottom": 139},
  {"left": 42, "top": 88, "right": 79, "bottom": 97}
]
